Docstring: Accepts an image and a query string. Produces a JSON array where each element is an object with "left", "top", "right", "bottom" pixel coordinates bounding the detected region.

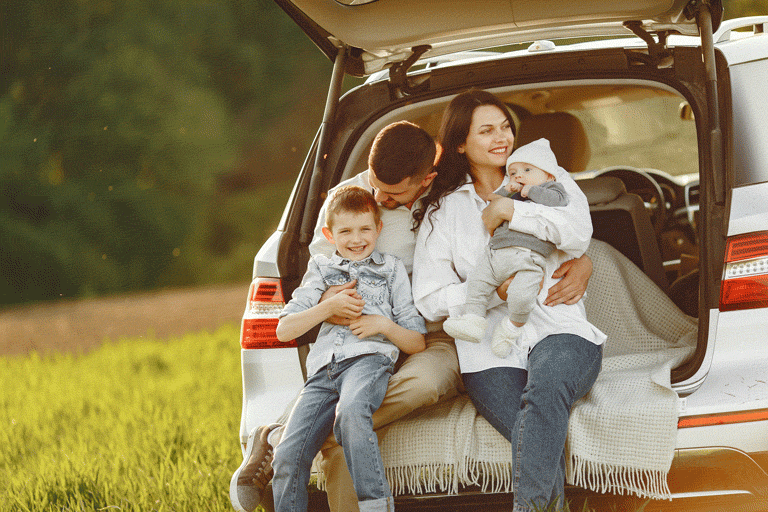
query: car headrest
[
  {"left": 515, "top": 112, "right": 592, "bottom": 173},
  {"left": 577, "top": 176, "right": 626, "bottom": 206}
]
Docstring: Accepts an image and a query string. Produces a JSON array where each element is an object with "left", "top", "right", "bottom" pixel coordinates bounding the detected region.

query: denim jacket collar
[{"left": 330, "top": 249, "right": 386, "bottom": 268}]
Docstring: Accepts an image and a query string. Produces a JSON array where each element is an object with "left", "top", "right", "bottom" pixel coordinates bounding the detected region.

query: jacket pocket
[{"left": 357, "top": 273, "right": 387, "bottom": 305}]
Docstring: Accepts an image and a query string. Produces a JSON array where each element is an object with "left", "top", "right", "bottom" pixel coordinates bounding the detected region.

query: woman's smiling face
[{"left": 458, "top": 105, "right": 515, "bottom": 173}]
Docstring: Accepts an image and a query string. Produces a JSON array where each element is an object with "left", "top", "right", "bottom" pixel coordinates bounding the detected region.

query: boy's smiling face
[{"left": 322, "top": 209, "right": 382, "bottom": 261}]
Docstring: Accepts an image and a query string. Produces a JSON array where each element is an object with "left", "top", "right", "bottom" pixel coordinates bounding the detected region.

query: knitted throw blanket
[
  {"left": 566, "top": 240, "right": 697, "bottom": 499},
  {"left": 318, "top": 240, "right": 698, "bottom": 499}
]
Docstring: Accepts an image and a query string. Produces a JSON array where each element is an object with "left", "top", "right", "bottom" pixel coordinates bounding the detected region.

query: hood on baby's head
[{"left": 506, "top": 138, "right": 567, "bottom": 181}]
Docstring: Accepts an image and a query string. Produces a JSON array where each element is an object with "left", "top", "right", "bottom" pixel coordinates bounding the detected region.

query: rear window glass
[{"left": 570, "top": 96, "right": 698, "bottom": 176}]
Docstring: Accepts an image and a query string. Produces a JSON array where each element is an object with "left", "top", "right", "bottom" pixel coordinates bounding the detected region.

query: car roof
[{"left": 274, "top": 0, "right": 704, "bottom": 76}]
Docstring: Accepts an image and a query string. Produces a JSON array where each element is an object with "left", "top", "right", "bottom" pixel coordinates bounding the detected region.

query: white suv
[{"left": 236, "top": 0, "right": 768, "bottom": 509}]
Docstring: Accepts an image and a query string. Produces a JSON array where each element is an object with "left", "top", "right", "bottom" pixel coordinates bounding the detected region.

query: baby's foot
[
  {"left": 491, "top": 320, "right": 522, "bottom": 358},
  {"left": 443, "top": 314, "right": 486, "bottom": 343}
]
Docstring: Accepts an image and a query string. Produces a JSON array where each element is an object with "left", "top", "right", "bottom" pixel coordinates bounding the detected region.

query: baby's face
[{"left": 506, "top": 162, "right": 554, "bottom": 187}]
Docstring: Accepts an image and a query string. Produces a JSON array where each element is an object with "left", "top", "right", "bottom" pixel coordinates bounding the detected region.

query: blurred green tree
[
  {"left": 724, "top": 0, "right": 768, "bottom": 18},
  {"left": 0, "top": 0, "right": 329, "bottom": 305}
]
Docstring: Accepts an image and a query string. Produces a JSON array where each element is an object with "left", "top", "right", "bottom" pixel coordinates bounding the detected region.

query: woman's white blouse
[{"left": 412, "top": 171, "right": 606, "bottom": 374}]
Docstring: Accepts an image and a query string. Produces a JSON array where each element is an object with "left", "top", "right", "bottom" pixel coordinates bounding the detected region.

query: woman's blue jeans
[
  {"left": 463, "top": 334, "right": 603, "bottom": 512},
  {"left": 272, "top": 354, "right": 395, "bottom": 512}
]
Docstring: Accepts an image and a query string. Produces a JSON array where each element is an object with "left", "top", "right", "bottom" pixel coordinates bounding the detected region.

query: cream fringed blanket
[
  {"left": 566, "top": 239, "right": 697, "bottom": 499},
  {"left": 317, "top": 239, "right": 698, "bottom": 499}
]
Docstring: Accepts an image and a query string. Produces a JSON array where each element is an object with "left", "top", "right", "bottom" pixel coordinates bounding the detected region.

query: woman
[{"left": 412, "top": 90, "right": 605, "bottom": 512}]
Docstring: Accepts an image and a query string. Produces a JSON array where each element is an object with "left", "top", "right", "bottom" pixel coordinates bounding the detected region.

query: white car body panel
[
  {"left": 728, "top": 182, "right": 768, "bottom": 236},
  {"left": 239, "top": 347, "right": 304, "bottom": 450}
]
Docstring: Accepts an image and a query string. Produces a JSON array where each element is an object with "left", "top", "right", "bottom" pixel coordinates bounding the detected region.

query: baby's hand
[
  {"left": 520, "top": 184, "right": 533, "bottom": 197},
  {"left": 506, "top": 182, "right": 523, "bottom": 194}
]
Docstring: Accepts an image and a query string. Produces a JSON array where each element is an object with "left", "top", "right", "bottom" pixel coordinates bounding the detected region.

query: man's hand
[
  {"left": 321, "top": 282, "right": 365, "bottom": 324},
  {"left": 349, "top": 314, "right": 389, "bottom": 339},
  {"left": 545, "top": 254, "right": 593, "bottom": 306},
  {"left": 481, "top": 196, "right": 515, "bottom": 235}
]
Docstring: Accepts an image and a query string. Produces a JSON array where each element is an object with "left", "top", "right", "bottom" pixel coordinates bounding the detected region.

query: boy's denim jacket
[{"left": 280, "top": 250, "right": 426, "bottom": 378}]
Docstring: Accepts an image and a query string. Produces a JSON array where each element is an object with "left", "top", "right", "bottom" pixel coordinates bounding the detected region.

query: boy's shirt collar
[{"left": 330, "top": 249, "right": 385, "bottom": 266}]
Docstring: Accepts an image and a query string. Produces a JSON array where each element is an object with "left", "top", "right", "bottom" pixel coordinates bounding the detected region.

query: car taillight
[
  {"left": 719, "top": 230, "right": 768, "bottom": 311},
  {"left": 240, "top": 278, "right": 297, "bottom": 349}
]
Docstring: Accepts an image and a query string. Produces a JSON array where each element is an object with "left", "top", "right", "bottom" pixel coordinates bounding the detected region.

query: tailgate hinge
[
  {"left": 624, "top": 21, "right": 672, "bottom": 67},
  {"left": 388, "top": 45, "right": 431, "bottom": 99}
]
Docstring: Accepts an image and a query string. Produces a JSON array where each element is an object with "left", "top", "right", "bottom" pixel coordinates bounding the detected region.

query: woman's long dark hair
[{"left": 412, "top": 89, "right": 516, "bottom": 232}]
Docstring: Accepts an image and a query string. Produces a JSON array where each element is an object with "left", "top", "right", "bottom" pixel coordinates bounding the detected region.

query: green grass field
[{"left": 1, "top": 325, "right": 244, "bottom": 511}]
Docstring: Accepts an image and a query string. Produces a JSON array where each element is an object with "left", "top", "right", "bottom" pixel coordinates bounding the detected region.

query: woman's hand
[
  {"left": 495, "top": 274, "right": 515, "bottom": 302},
  {"left": 545, "top": 254, "right": 593, "bottom": 306},
  {"left": 481, "top": 196, "right": 515, "bottom": 235}
]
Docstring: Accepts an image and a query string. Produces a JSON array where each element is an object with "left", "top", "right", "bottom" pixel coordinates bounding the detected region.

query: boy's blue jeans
[
  {"left": 463, "top": 333, "right": 603, "bottom": 512},
  {"left": 272, "top": 354, "right": 396, "bottom": 512}
]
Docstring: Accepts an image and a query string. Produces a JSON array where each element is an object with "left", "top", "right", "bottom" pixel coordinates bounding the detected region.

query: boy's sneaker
[
  {"left": 230, "top": 424, "right": 280, "bottom": 512},
  {"left": 491, "top": 319, "right": 522, "bottom": 358},
  {"left": 443, "top": 314, "right": 487, "bottom": 343}
]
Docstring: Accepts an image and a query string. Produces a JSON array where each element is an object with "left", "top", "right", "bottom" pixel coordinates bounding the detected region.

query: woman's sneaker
[
  {"left": 230, "top": 424, "right": 280, "bottom": 512},
  {"left": 443, "top": 314, "right": 487, "bottom": 343}
]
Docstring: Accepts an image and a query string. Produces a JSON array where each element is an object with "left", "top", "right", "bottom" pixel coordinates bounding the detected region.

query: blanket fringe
[
  {"left": 385, "top": 463, "right": 457, "bottom": 496},
  {"left": 381, "top": 458, "right": 515, "bottom": 496},
  {"left": 320, "top": 456, "right": 669, "bottom": 500},
  {"left": 568, "top": 455, "right": 672, "bottom": 501},
  {"left": 461, "top": 457, "right": 514, "bottom": 494}
]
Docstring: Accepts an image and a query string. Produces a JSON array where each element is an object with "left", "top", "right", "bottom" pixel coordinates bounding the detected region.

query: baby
[{"left": 443, "top": 138, "right": 571, "bottom": 357}]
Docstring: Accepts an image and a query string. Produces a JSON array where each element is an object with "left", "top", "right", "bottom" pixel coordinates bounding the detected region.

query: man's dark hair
[{"left": 368, "top": 121, "right": 436, "bottom": 185}]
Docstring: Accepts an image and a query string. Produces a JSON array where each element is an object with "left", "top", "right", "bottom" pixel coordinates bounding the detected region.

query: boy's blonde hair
[{"left": 325, "top": 186, "right": 381, "bottom": 230}]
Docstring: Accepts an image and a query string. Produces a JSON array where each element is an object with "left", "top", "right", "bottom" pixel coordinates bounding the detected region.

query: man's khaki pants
[{"left": 319, "top": 330, "right": 461, "bottom": 512}]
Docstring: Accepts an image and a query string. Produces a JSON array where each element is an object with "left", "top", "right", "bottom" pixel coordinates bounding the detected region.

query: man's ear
[
  {"left": 321, "top": 226, "right": 334, "bottom": 243},
  {"left": 420, "top": 170, "right": 438, "bottom": 188}
]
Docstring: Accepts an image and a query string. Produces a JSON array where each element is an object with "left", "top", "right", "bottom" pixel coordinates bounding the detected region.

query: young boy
[
  {"left": 443, "top": 138, "right": 573, "bottom": 358},
  {"left": 271, "top": 185, "right": 426, "bottom": 512}
]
